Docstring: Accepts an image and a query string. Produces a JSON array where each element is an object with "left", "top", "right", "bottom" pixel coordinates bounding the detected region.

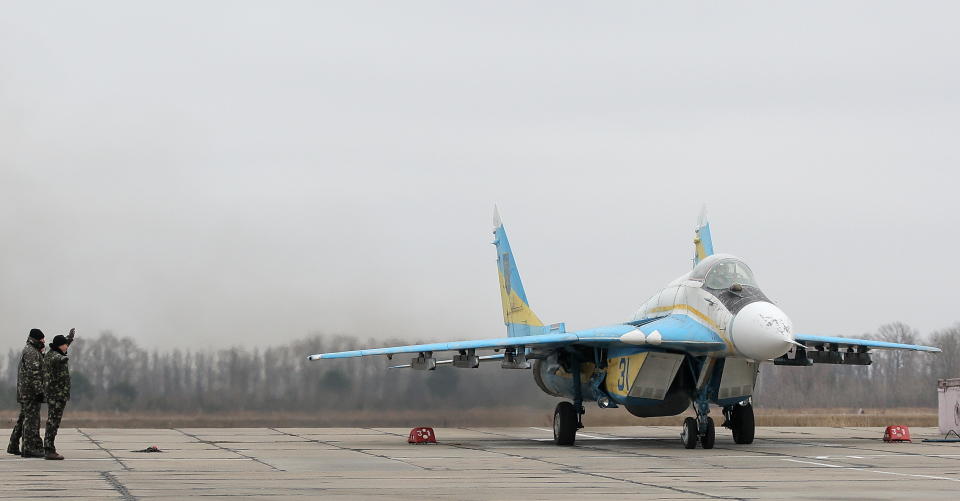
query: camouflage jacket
[
  {"left": 17, "top": 340, "right": 45, "bottom": 403},
  {"left": 43, "top": 349, "right": 71, "bottom": 402}
]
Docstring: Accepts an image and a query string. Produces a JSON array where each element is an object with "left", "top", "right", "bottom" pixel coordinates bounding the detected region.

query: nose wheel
[
  {"left": 681, "top": 417, "right": 697, "bottom": 449},
  {"left": 682, "top": 381, "right": 717, "bottom": 449},
  {"left": 681, "top": 416, "right": 715, "bottom": 449},
  {"left": 701, "top": 417, "right": 716, "bottom": 448}
]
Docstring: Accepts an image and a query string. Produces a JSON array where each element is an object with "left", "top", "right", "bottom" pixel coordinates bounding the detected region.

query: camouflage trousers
[
  {"left": 44, "top": 400, "right": 67, "bottom": 453},
  {"left": 8, "top": 400, "right": 42, "bottom": 454}
]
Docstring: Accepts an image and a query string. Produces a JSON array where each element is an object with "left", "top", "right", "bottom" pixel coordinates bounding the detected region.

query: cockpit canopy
[{"left": 690, "top": 254, "right": 758, "bottom": 290}]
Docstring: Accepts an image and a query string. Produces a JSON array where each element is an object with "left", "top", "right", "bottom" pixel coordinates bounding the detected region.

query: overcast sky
[{"left": 1, "top": 1, "right": 957, "bottom": 355}]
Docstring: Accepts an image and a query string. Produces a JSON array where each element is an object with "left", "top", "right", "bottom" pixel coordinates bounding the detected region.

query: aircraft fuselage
[{"left": 533, "top": 253, "right": 795, "bottom": 418}]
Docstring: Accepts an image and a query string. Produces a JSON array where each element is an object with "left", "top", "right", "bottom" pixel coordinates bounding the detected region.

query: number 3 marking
[{"left": 617, "top": 358, "right": 629, "bottom": 392}]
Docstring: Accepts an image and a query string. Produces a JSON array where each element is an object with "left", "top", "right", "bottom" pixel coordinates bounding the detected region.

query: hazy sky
[{"left": 1, "top": 1, "right": 958, "bottom": 355}]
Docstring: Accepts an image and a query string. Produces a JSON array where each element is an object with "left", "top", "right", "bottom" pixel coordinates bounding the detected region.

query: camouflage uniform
[
  {"left": 8, "top": 338, "right": 45, "bottom": 455},
  {"left": 42, "top": 348, "right": 71, "bottom": 454}
]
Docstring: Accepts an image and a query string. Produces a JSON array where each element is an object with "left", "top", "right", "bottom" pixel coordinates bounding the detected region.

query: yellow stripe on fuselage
[
  {"left": 646, "top": 303, "right": 733, "bottom": 350},
  {"left": 649, "top": 304, "right": 721, "bottom": 331}
]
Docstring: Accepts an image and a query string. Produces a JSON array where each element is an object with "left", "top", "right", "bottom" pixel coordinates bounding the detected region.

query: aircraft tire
[
  {"left": 681, "top": 417, "right": 697, "bottom": 449},
  {"left": 554, "top": 402, "right": 577, "bottom": 446},
  {"left": 731, "top": 404, "right": 755, "bottom": 444},
  {"left": 701, "top": 417, "right": 716, "bottom": 449}
]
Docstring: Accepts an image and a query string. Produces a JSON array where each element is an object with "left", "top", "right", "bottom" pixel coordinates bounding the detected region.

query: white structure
[{"left": 937, "top": 378, "right": 960, "bottom": 436}]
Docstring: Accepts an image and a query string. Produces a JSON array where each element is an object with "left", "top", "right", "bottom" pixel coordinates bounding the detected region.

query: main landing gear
[
  {"left": 723, "top": 401, "right": 755, "bottom": 444},
  {"left": 553, "top": 352, "right": 585, "bottom": 446},
  {"left": 553, "top": 401, "right": 581, "bottom": 445}
]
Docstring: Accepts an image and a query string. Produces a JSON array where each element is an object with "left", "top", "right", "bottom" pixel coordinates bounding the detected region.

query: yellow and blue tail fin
[
  {"left": 693, "top": 205, "right": 714, "bottom": 266},
  {"left": 493, "top": 207, "right": 551, "bottom": 337}
]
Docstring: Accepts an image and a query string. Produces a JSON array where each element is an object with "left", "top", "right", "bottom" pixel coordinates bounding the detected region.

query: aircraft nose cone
[{"left": 730, "top": 301, "right": 794, "bottom": 360}]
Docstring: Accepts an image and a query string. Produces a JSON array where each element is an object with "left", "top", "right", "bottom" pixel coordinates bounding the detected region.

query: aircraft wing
[
  {"left": 308, "top": 315, "right": 729, "bottom": 362},
  {"left": 307, "top": 332, "right": 580, "bottom": 360},
  {"left": 794, "top": 334, "right": 941, "bottom": 352}
]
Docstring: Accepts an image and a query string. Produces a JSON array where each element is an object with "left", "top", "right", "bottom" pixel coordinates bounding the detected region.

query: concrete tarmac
[{"left": 1, "top": 426, "right": 958, "bottom": 500}]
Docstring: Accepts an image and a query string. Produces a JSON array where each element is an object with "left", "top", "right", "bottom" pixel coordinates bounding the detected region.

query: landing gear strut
[
  {"left": 553, "top": 352, "right": 585, "bottom": 446},
  {"left": 723, "top": 401, "right": 755, "bottom": 444},
  {"left": 681, "top": 364, "right": 716, "bottom": 449}
]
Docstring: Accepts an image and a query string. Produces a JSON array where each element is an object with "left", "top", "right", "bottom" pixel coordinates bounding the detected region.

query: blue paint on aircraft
[{"left": 795, "top": 334, "right": 941, "bottom": 352}]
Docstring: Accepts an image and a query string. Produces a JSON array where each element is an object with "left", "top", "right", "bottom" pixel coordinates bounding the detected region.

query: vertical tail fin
[
  {"left": 694, "top": 205, "right": 714, "bottom": 266},
  {"left": 493, "top": 207, "right": 545, "bottom": 337}
]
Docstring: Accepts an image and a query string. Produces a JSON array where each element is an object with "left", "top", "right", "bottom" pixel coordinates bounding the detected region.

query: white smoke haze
[{"left": 1, "top": 1, "right": 958, "bottom": 355}]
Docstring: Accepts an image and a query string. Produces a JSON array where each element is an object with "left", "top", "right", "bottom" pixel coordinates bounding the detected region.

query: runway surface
[{"left": 1, "top": 426, "right": 958, "bottom": 499}]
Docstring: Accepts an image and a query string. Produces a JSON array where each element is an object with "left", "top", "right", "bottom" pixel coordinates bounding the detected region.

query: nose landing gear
[
  {"left": 702, "top": 416, "right": 716, "bottom": 449},
  {"left": 681, "top": 413, "right": 716, "bottom": 449},
  {"left": 681, "top": 417, "right": 697, "bottom": 448},
  {"left": 679, "top": 356, "right": 721, "bottom": 449},
  {"left": 681, "top": 381, "right": 717, "bottom": 449}
]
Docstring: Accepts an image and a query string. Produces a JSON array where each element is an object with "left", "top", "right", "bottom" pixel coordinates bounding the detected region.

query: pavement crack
[
  {"left": 712, "top": 436, "right": 960, "bottom": 469},
  {"left": 77, "top": 428, "right": 130, "bottom": 471},
  {"left": 563, "top": 468, "right": 748, "bottom": 500},
  {"left": 100, "top": 471, "right": 137, "bottom": 501},
  {"left": 451, "top": 428, "right": 745, "bottom": 500},
  {"left": 462, "top": 426, "right": 666, "bottom": 459},
  {"left": 173, "top": 428, "right": 283, "bottom": 471},
  {"left": 269, "top": 427, "right": 432, "bottom": 471}
]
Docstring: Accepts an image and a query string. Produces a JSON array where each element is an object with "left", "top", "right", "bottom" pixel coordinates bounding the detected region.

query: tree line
[{"left": 1, "top": 322, "right": 957, "bottom": 413}]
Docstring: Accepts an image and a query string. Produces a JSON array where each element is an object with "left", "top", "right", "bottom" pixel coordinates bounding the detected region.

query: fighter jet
[{"left": 308, "top": 208, "right": 940, "bottom": 448}]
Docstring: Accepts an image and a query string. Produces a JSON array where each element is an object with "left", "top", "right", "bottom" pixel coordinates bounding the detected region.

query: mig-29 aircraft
[{"left": 308, "top": 208, "right": 940, "bottom": 449}]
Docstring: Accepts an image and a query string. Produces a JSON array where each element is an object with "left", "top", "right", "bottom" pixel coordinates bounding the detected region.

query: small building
[{"left": 937, "top": 378, "right": 960, "bottom": 436}]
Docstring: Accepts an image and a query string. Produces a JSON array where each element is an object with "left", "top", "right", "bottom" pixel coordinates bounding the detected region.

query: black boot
[
  {"left": 21, "top": 449, "right": 45, "bottom": 458},
  {"left": 6, "top": 443, "right": 20, "bottom": 456}
]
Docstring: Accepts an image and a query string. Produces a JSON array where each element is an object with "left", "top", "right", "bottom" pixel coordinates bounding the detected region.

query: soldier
[
  {"left": 7, "top": 329, "right": 46, "bottom": 458},
  {"left": 42, "top": 329, "right": 75, "bottom": 460}
]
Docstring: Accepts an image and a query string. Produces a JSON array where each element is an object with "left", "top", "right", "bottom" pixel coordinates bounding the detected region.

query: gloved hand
[
  {"left": 67, "top": 328, "right": 76, "bottom": 343},
  {"left": 36, "top": 393, "right": 45, "bottom": 403}
]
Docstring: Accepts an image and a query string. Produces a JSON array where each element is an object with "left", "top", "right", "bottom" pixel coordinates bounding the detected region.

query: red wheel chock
[
  {"left": 883, "top": 425, "right": 912, "bottom": 442},
  {"left": 408, "top": 427, "right": 437, "bottom": 444}
]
